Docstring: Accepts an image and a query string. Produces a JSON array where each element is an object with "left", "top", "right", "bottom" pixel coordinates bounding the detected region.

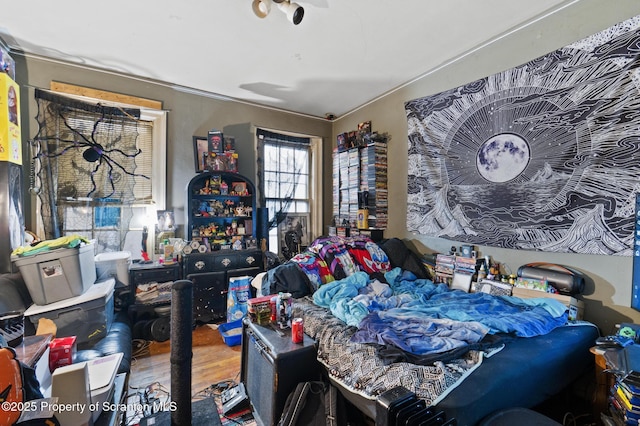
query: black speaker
[{"left": 240, "top": 319, "right": 319, "bottom": 426}]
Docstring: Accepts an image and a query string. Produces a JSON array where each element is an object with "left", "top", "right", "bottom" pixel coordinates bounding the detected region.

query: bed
[{"left": 264, "top": 236, "right": 599, "bottom": 426}]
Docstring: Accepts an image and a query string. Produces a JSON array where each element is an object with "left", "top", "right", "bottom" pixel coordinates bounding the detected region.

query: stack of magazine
[{"left": 604, "top": 344, "right": 640, "bottom": 424}]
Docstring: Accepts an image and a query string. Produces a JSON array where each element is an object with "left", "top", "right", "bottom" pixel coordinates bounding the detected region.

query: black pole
[{"left": 170, "top": 279, "right": 193, "bottom": 426}]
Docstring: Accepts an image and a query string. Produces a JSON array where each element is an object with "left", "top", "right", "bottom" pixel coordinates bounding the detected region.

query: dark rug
[{"left": 138, "top": 397, "right": 222, "bottom": 426}]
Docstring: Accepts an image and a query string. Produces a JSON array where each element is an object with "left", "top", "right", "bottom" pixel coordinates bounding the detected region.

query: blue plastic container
[{"left": 218, "top": 318, "right": 243, "bottom": 346}]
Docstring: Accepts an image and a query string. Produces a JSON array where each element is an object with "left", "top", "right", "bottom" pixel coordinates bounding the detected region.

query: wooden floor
[{"left": 126, "top": 324, "right": 245, "bottom": 424}]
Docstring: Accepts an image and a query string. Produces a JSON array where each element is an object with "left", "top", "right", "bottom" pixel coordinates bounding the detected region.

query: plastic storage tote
[
  {"left": 94, "top": 251, "right": 131, "bottom": 286},
  {"left": 24, "top": 278, "right": 115, "bottom": 349},
  {"left": 12, "top": 243, "right": 96, "bottom": 305}
]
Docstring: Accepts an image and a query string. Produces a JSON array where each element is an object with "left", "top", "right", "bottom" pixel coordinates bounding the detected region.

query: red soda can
[
  {"left": 291, "top": 317, "right": 304, "bottom": 343},
  {"left": 270, "top": 296, "right": 278, "bottom": 323}
]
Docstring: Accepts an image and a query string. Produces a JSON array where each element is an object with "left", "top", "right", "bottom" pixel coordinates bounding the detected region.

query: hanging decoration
[
  {"left": 33, "top": 89, "right": 147, "bottom": 242},
  {"left": 405, "top": 15, "right": 640, "bottom": 256},
  {"left": 34, "top": 89, "right": 148, "bottom": 199}
]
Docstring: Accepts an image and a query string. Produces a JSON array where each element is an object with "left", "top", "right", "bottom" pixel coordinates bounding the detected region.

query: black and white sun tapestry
[{"left": 406, "top": 15, "right": 640, "bottom": 256}]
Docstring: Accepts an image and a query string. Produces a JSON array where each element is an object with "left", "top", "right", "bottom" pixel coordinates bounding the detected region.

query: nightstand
[{"left": 591, "top": 346, "right": 615, "bottom": 421}]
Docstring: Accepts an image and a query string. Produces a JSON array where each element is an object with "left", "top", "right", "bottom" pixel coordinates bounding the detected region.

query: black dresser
[{"left": 183, "top": 249, "right": 263, "bottom": 323}]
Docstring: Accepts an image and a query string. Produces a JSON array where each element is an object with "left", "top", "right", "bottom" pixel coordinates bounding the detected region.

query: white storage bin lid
[
  {"left": 94, "top": 251, "right": 131, "bottom": 263},
  {"left": 95, "top": 251, "right": 131, "bottom": 286},
  {"left": 24, "top": 278, "right": 115, "bottom": 315}
]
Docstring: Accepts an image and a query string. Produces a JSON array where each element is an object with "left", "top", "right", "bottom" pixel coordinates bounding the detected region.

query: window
[
  {"left": 257, "top": 129, "right": 313, "bottom": 257},
  {"left": 33, "top": 88, "right": 166, "bottom": 257}
]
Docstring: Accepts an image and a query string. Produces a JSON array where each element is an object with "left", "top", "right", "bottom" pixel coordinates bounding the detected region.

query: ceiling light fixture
[
  {"left": 252, "top": 0, "right": 271, "bottom": 18},
  {"left": 276, "top": 0, "right": 304, "bottom": 25},
  {"left": 252, "top": 0, "right": 304, "bottom": 25}
]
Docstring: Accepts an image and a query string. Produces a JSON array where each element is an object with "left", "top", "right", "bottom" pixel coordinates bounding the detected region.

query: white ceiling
[{"left": 0, "top": 0, "right": 590, "bottom": 119}]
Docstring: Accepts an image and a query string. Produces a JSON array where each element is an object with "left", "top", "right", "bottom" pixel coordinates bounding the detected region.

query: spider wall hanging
[{"left": 33, "top": 95, "right": 150, "bottom": 201}]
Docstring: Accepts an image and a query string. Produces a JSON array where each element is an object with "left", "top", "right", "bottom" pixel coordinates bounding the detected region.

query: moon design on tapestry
[
  {"left": 477, "top": 134, "right": 530, "bottom": 183},
  {"left": 405, "top": 15, "right": 640, "bottom": 255}
]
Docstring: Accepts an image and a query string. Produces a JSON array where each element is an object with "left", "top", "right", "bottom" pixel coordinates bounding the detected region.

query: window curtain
[
  {"left": 33, "top": 89, "right": 146, "bottom": 249},
  {"left": 256, "top": 128, "right": 310, "bottom": 229}
]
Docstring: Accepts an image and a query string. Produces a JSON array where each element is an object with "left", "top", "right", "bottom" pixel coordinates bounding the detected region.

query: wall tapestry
[{"left": 406, "top": 15, "right": 640, "bottom": 256}]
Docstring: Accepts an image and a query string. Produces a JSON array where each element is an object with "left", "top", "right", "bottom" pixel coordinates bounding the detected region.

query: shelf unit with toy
[
  {"left": 183, "top": 171, "right": 263, "bottom": 323},
  {"left": 185, "top": 171, "right": 258, "bottom": 250}
]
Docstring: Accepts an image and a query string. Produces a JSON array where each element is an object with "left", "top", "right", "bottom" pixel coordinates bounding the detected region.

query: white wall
[{"left": 332, "top": 0, "right": 640, "bottom": 334}]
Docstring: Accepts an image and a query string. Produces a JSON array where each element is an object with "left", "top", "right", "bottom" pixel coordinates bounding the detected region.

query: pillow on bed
[
  {"left": 343, "top": 236, "right": 391, "bottom": 274},
  {"left": 289, "top": 252, "right": 335, "bottom": 290},
  {"left": 308, "top": 236, "right": 359, "bottom": 280},
  {"left": 380, "top": 238, "right": 432, "bottom": 280}
]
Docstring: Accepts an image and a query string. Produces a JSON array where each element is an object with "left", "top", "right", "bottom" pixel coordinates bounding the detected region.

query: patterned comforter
[
  {"left": 293, "top": 297, "right": 503, "bottom": 405},
  {"left": 279, "top": 236, "right": 571, "bottom": 405}
]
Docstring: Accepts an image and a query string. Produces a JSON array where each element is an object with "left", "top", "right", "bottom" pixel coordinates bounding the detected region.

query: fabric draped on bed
[
  {"left": 275, "top": 235, "right": 574, "bottom": 408},
  {"left": 313, "top": 267, "right": 568, "bottom": 355},
  {"left": 294, "top": 298, "right": 504, "bottom": 406}
]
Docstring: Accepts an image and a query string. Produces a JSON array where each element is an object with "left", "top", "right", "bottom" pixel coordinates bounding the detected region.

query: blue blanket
[{"left": 313, "top": 268, "right": 568, "bottom": 355}]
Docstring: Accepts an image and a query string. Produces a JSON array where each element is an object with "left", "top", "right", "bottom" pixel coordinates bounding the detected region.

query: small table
[{"left": 590, "top": 346, "right": 615, "bottom": 423}]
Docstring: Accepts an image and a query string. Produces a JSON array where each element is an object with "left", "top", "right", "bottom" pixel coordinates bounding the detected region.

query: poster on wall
[{"left": 405, "top": 15, "right": 640, "bottom": 256}]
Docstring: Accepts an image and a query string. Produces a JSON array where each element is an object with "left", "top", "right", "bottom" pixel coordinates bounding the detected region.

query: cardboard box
[
  {"left": 511, "top": 287, "right": 585, "bottom": 321},
  {"left": 0, "top": 73, "right": 21, "bottom": 164},
  {"left": 514, "top": 277, "right": 548, "bottom": 292},
  {"left": 248, "top": 295, "right": 274, "bottom": 325},
  {"left": 49, "top": 336, "right": 77, "bottom": 372}
]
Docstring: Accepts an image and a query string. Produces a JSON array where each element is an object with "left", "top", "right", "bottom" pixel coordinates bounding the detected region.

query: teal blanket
[{"left": 314, "top": 267, "right": 568, "bottom": 355}]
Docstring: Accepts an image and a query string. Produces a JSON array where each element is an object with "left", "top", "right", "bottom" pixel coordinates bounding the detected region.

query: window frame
[{"left": 255, "top": 127, "right": 323, "bottom": 255}]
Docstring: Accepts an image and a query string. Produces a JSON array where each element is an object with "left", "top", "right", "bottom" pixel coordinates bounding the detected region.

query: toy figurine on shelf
[
  {"left": 231, "top": 236, "right": 243, "bottom": 250},
  {"left": 198, "top": 201, "right": 212, "bottom": 217},
  {"left": 235, "top": 203, "right": 246, "bottom": 217},
  {"left": 210, "top": 175, "right": 222, "bottom": 186},
  {"left": 226, "top": 153, "right": 238, "bottom": 172},
  {"left": 199, "top": 180, "right": 211, "bottom": 195},
  {"left": 232, "top": 182, "right": 248, "bottom": 196},
  {"left": 225, "top": 199, "right": 235, "bottom": 215},
  {"left": 224, "top": 136, "right": 235, "bottom": 152},
  {"left": 211, "top": 200, "right": 225, "bottom": 216},
  {"left": 141, "top": 226, "right": 151, "bottom": 262}
]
